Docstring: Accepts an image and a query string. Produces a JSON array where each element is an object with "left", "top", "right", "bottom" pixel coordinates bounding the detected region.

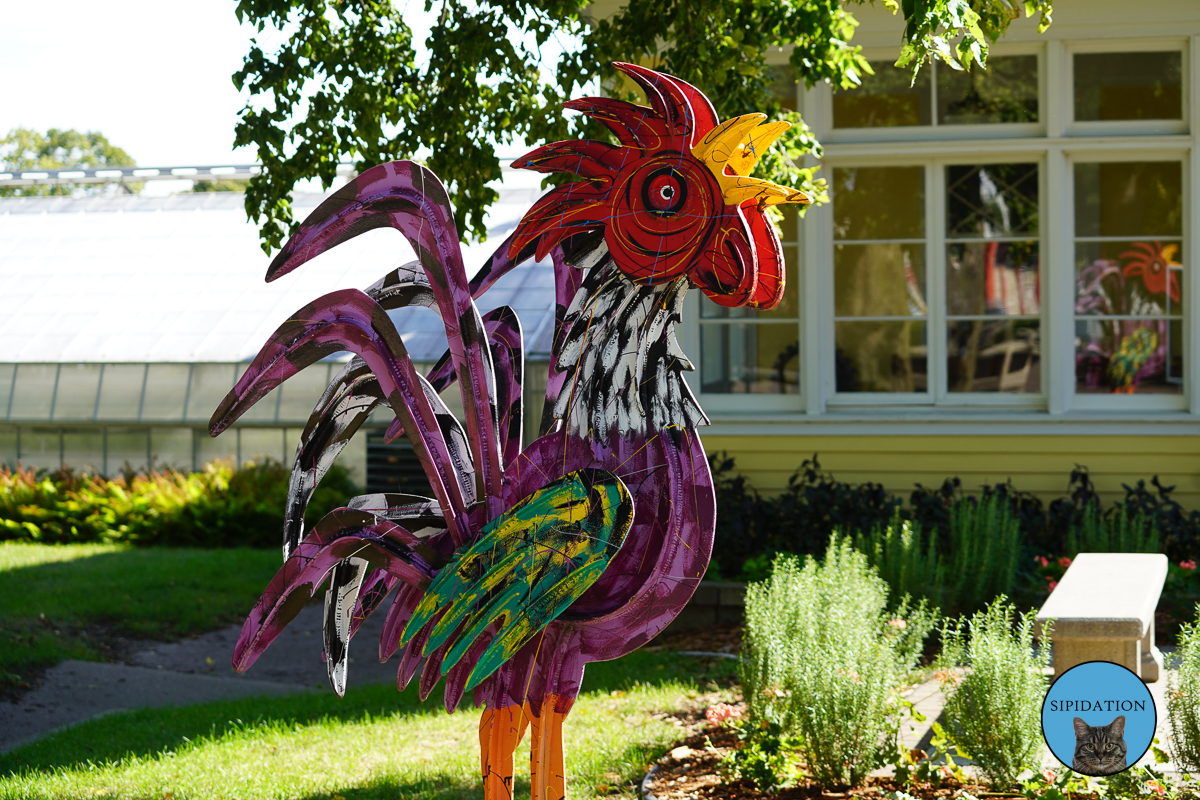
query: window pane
[
  {"left": 10, "top": 365, "right": 58, "bottom": 421},
  {"left": 947, "top": 242, "right": 1040, "bottom": 316},
  {"left": 946, "top": 164, "right": 1038, "bottom": 237},
  {"left": 142, "top": 364, "right": 190, "bottom": 421},
  {"left": 185, "top": 364, "right": 236, "bottom": 422},
  {"left": 63, "top": 429, "right": 105, "bottom": 474},
  {"left": 105, "top": 429, "right": 149, "bottom": 475},
  {"left": 0, "top": 364, "right": 14, "bottom": 419},
  {"left": 1074, "top": 51, "right": 1182, "bottom": 121},
  {"left": 769, "top": 65, "right": 798, "bottom": 113},
  {"left": 833, "top": 60, "right": 931, "bottom": 128},
  {"left": 700, "top": 323, "right": 799, "bottom": 394},
  {"left": 947, "top": 319, "right": 1040, "bottom": 393},
  {"left": 1075, "top": 240, "right": 1184, "bottom": 317},
  {"left": 277, "top": 364, "right": 334, "bottom": 423},
  {"left": 52, "top": 364, "right": 101, "bottom": 420},
  {"left": 834, "top": 167, "right": 924, "bottom": 240},
  {"left": 96, "top": 364, "right": 145, "bottom": 420},
  {"left": 835, "top": 321, "right": 927, "bottom": 393},
  {"left": 1074, "top": 162, "right": 1182, "bottom": 238},
  {"left": 21, "top": 428, "right": 61, "bottom": 471},
  {"left": 834, "top": 244, "right": 926, "bottom": 317},
  {"left": 0, "top": 427, "right": 16, "bottom": 469},
  {"left": 1075, "top": 318, "right": 1182, "bottom": 394},
  {"left": 700, "top": 251, "right": 798, "bottom": 320},
  {"left": 197, "top": 429, "right": 236, "bottom": 469},
  {"left": 151, "top": 428, "right": 193, "bottom": 472},
  {"left": 240, "top": 428, "right": 284, "bottom": 466},
  {"left": 938, "top": 55, "right": 1038, "bottom": 124}
]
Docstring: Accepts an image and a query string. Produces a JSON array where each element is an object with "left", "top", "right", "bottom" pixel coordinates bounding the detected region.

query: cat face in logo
[{"left": 1071, "top": 715, "right": 1127, "bottom": 776}]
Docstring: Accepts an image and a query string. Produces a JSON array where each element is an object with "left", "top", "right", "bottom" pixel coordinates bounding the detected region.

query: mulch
[
  {"left": 640, "top": 695, "right": 1104, "bottom": 800},
  {"left": 641, "top": 724, "right": 1103, "bottom": 800},
  {"left": 650, "top": 623, "right": 743, "bottom": 655}
]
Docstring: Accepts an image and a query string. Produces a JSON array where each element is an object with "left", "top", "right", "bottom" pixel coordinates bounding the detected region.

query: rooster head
[{"left": 508, "top": 62, "right": 809, "bottom": 310}]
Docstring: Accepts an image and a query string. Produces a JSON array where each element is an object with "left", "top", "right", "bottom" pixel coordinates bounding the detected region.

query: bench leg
[
  {"left": 1053, "top": 637, "right": 1140, "bottom": 678},
  {"left": 1141, "top": 619, "right": 1164, "bottom": 684}
]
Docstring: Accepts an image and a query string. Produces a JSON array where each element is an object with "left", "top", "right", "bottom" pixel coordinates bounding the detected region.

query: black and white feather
[{"left": 552, "top": 241, "right": 707, "bottom": 438}]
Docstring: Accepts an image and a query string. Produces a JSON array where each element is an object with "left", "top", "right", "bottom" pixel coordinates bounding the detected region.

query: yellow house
[{"left": 651, "top": 0, "right": 1200, "bottom": 508}]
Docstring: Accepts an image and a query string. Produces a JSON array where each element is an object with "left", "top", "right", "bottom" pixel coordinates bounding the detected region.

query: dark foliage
[{"left": 706, "top": 454, "right": 1200, "bottom": 582}]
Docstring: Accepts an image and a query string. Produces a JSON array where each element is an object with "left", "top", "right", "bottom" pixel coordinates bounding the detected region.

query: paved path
[{"left": 0, "top": 603, "right": 403, "bottom": 753}]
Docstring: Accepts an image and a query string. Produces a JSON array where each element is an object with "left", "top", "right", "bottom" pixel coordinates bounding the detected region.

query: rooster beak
[{"left": 692, "top": 114, "right": 810, "bottom": 207}]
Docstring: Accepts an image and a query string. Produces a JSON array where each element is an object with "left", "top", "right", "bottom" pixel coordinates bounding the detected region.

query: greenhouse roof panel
[{"left": 0, "top": 177, "right": 557, "bottom": 364}]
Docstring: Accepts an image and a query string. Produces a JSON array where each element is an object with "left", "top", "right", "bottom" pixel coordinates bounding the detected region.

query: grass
[
  {"left": 0, "top": 649, "right": 735, "bottom": 800},
  {"left": 0, "top": 542, "right": 280, "bottom": 690}
]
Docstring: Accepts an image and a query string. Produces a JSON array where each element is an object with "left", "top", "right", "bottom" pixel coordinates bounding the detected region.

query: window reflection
[
  {"left": 1074, "top": 52, "right": 1182, "bottom": 121},
  {"left": 1074, "top": 161, "right": 1184, "bottom": 395},
  {"left": 701, "top": 323, "right": 799, "bottom": 394},
  {"left": 938, "top": 56, "right": 1038, "bottom": 124},
  {"left": 835, "top": 321, "right": 927, "bottom": 393},
  {"left": 1075, "top": 162, "right": 1183, "bottom": 238},
  {"left": 834, "top": 57, "right": 1040, "bottom": 128},
  {"left": 833, "top": 166, "right": 927, "bottom": 394},
  {"left": 1076, "top": 319, "right": 1182, "bottom": 394},
  {"left": 948, "top": 320, "right": 1040, "bottom": 393},
  {"left": 833, "top": 60, "right": 931, "bottom": 128}
]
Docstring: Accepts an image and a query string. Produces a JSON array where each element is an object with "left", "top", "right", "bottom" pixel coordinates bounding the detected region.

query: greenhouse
[{"left": 0, "top": 182, "right": 556, "bottom": 490}]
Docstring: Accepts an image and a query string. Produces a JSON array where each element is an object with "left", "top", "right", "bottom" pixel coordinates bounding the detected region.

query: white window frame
[
  {"left": 1065, "top": 148, "right": 1192, "bottom": 412},
  {"left": 683, "top": 35, "right": 1199, "bottom": 422},
  {"left": 1065, "top": 38, "right": 1190, "bottom": 138},
  {"left": 819, "top": 42, "right": 1046, "bottom": 145}
]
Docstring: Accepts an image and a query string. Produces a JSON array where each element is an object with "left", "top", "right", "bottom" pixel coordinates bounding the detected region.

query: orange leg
[
  {"left": 479, "top": 704, "right": 530, "bottom": 800},
  {"left": 528, "top": 694, "right": 567, "bottom": 800}
]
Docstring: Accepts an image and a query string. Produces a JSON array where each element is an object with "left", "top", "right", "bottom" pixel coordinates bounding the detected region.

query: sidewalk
[{"left": 0, "top": 603, "right": 399, "bottom": 753}]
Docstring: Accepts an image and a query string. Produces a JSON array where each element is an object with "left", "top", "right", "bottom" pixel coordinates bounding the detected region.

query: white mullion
[
  {"left": 927, "top": 161, "right": 945, "bottom": 401},
  {"left": 806, "top": 188, "right": 832, "bottom": 413},
  {"left": 1047, "top": 146, "right": 1072, "bottom": 415},
  {"left": 1190, "top": 36, "right": 1199, "bottom": 413},
  {"left": 1045, "top": 40, "right": 1066, "bottom": 139}
]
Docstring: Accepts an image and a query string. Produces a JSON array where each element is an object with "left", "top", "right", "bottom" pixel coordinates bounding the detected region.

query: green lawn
[
  {"left": 0, "top": 649, "right": 734, "bottom": 800},
  {"left": 0, "top": 542, "right": 280, "bottom": 691}
]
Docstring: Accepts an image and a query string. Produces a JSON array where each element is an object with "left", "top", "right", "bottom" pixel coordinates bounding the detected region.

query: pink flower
[
  {"left": 1182, "top": 560, "right": 1197, "bottom": 571},
  {"left": 705, "top": 703, "right": 742, "bottom": 725},
  {"left": 888, "top": 618, "right": 907, "bottom": 630},
  {"left": 1041, "top": 768, "right": 1056, "bottom": 782},
  {"left": 1048, "top": 580, "right": 1059, "bottom": 591},
  {"left": 1058, "top": 557, "right": 1073, "bottom": 568},
  {"left": 1036, "top": 556, "right": 1050, "bottom": 568},
  {"left": 1147, "top": 779, "right": 1166, "bottom": 796}
]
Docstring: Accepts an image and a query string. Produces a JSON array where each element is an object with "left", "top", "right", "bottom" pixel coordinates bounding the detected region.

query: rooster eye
[{"left": 643, "top": 168, "right": 687, "bottom": 216}]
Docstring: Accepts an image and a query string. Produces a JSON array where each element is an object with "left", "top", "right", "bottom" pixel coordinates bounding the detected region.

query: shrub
[
  {"left": 0, "top": 460, "right": 359, "bottom": 548},
  {"left": 856, "top": 512, "right": 940, "bottom": 610},
  {"left": 1168, "top": 606, "right": 1200, "bottom": 773},
  {"left": 940, "top": 495, "right": 1022, "bottom": 617},
  {"left": 939, "top": 597, "right": 1050, "bottom": 788},
  {"left": 740, "top": 539, "right": 934, "bottom": 788},
  {"left": 857, "top": 495, "right": 1021, "bottom": 618},
  {"left": 1066, "top": 504, "right": 1160, "bottom": 557}
]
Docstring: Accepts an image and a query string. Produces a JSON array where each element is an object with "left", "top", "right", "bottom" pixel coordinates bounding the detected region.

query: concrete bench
[{"left": 1035, "top": 553, "right": 1167, "bottom": 683}]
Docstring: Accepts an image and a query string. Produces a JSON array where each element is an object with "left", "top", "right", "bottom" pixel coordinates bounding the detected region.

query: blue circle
[{"left": 1041, "top": 660, "right": 1156, "bottom": 775}]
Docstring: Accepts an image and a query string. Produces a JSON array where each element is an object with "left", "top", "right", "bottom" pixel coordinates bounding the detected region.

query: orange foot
[{"left": 478, "top": 695, "right": 569, "bottom": 800}]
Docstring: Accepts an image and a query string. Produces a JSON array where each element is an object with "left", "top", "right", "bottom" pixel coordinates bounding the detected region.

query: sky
[
  {"left": 0, "top": 0, "right": 556, "bottom": 168},
  {"left": 1, "top": 1, "right": 262, "bottom": 167}
]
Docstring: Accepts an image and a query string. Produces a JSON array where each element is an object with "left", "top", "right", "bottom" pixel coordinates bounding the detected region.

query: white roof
[{"left": 0, "top": 181, "right": 556, "bottom": 364}]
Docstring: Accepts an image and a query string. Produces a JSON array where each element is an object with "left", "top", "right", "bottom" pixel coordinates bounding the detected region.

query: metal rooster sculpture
[{"left": 210, "top": 62, "right": 808, "bottom": 800}]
